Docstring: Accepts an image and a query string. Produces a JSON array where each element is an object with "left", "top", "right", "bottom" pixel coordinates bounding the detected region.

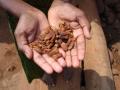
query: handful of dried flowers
[{"left": 29, "top": 23, "right": 76, "bottom": 60}]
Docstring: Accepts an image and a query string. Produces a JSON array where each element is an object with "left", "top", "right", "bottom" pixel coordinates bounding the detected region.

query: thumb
[
  {"left": 15, "top": 30, "right": 33, "bottom": 59},
  {"left": 78, "top": 16, "right": 91, "bottom": 39},
  {"left": 22, "top": 45, "right": 33, "bottom": 59},
  {"left": 48, "top": 13, "right": 61, "bottom": 29},
  {"left": 36, "top": 15, "right": 50, "bottom": 36}
]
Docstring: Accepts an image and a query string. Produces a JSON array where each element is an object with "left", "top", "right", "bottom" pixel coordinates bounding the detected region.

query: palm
[
  {"left": 15, "top": 11, "right": 65, "bottom": 74},
  {"left": 48, "top": 3, "right": 90, "bottom": 67}
]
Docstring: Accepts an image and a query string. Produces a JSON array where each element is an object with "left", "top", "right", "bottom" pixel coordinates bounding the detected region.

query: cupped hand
[
  {"left": 48, "top": 1, "right": 91, "bottom": 68},
  {"left": 14, "top": 10, "right": 64, "bottom": 74}
]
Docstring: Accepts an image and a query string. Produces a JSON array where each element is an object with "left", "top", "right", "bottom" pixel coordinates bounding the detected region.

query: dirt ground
[
  {"left": 95, "top": 0, "right": 120, "bottom": 89},
  {"left": 0, "top": 1, "right": 120, "bottom": 90}
]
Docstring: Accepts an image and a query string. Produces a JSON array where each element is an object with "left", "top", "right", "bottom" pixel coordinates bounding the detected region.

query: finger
[
  {"left": 57, "top": 57, "right": 66, "bottom": 67},
  {"left": 27, "top": 29, "right": 36, "bottom": 43},
  {"left": 43, "top": 54, "right": 63, "bottom": 73},
  {"left": 22, "top": 45, "right": 33, "bottom": 59},
  {"left": 71, "top": 44, "right": 80, "bottom": 68},
  {"left": 14, "top": 16, "right": 34, "bottom": 59},
  {"left": 48, "top": 13, "right": 61, "bottom": 29},
  {"left": 78, "top": 15, "right": 91, "bottom": 38},
  {"left": 59, "top": 48, "right": 66, "bottom": 58},
  {"left": 15, "top": 30, "right": 32, "bottom": 59},
  {"left": 39, "top": 15, "right": 50, "bottom": 31},
  {"left": 70, "top": 21, "right": 80, "bottom": 29},
  {"left": 37, "top": 15, "right": 50, "bottom": 38},
  {"left": 76, "top": 30, "right": 85, "bottom": 61},
  {"left": 72, "top": 27, "right": 85, "bottom": 61},
  {"left": 73, "top": 27, "right": 83, "bottom": 38},
  {"left": 58, "top": 48, "right": 66, "bottom": 67},
  {"left": 33, "top": 50, "right": 53, "bottom": 74},
  {"left": 65, "top": 50, "right": 72, "bottom": 67}
]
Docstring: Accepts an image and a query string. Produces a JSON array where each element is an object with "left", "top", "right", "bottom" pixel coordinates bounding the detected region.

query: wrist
[
  {"left": 22, "top": 8, "right": 45, "bottom": 20},
  {"left": 16, "top": 1, "right": 41, "bottom": 17},
  {"left": 51, "top": 0, "right": 70, "bottom": 7},
  {"left": 0, "top": 0, "right": 43, "bottom": 17}
]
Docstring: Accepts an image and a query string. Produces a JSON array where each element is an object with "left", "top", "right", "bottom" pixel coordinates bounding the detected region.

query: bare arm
[
  {"left": 0, "top": 0, "right": 64, "bottom": 74},
  {"left": 0, "top": 0, "right": 41, "bottom": 17}
]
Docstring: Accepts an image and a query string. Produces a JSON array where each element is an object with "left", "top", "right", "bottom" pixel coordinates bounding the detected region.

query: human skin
[
  {"left": 0, "top": 0, "right": 91, "bottom": 74},
  {"left": 48, "top": 0, "right": 91, "bottom": 68},
  {"left": 0, "top": 0, "right": 65, "bottom": 74}
]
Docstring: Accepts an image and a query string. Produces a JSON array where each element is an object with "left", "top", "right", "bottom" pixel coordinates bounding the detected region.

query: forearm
[
  {"left": 0, "top": 0, "right": 39, "bottom": 17},
  {"left": 51, "top": 0, "right": 71, "bottom": 7}
]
